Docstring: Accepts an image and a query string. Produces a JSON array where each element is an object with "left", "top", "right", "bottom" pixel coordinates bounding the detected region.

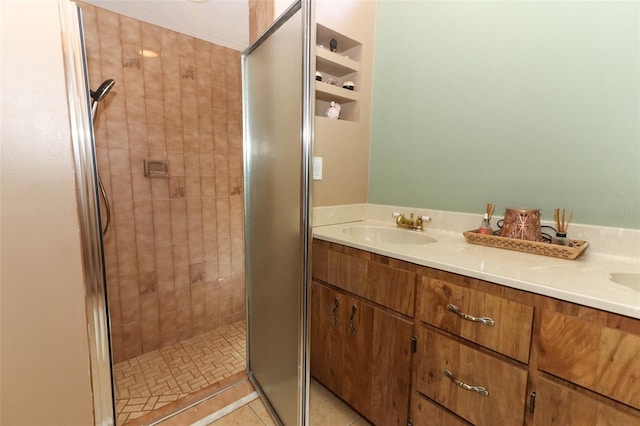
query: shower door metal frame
[
  {"left": 242, "top": 0, "right": 315, "bottom": 424},
  {"left": 58, "top": 1, "right": 116, "bottom": 425}
]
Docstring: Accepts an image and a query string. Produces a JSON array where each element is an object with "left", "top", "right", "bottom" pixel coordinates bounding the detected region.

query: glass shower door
[{"left": 242, "top": 1, "right": 313, "bottom": 424}]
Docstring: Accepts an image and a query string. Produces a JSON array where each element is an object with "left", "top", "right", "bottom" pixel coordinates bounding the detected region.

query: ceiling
[{"left": 83, "top": 0, "right": 249, "bottom": 51}]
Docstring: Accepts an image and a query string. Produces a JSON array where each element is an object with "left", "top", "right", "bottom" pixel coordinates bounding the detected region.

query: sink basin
[
  {"left": 609, "top": 273, "right": 640, "bottom": 291},
  {"left": 343, "top": 226, "right": 436, "bottom": 245}
]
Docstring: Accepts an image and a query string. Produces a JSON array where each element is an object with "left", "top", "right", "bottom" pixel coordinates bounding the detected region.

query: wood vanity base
[{"left": 311, "top": 239, "right": 640, "bottom": 425}]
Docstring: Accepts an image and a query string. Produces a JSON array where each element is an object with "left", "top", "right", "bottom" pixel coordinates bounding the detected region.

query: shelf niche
[{"left": 315, "top": 23, "right": 362, "bottom": 123}]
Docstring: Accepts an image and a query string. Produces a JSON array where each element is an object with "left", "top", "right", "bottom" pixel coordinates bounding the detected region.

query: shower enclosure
[
  {"left": 62, "top": 0, "right": 314, "bottom": 423},
  {"left": 73, "top": 0, "right": 250, "bottom": 423},
  {"left": 242, "top": 1, "right": 313, "bottom": 424}
]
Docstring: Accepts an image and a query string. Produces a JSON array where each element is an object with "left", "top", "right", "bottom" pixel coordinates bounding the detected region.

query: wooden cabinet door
[
  {"left": 538, "top": 310, "right": 640, "bottom": 409},
  {"left": 310, "top": 281, "right": 345, "bottom": 395},
  {"left": 533, "top": 375, "right": 640, "bottom": 425},
  {"left": 342, "top": 295, "right": 374, "bottom": 419},
  {"left": 311, "top": 280, "right": 413, "bottom": 426},
  {"left": 370, "top": 307, "right": 413, "bottom": 426}
]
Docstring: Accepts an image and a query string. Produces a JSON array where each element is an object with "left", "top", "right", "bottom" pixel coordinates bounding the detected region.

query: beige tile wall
[
  {"left": 249, "top": 0, "right": 274, "bottom": 43},
  {"left": 78, "top": 2, "right": 245, "bottom": 363}
]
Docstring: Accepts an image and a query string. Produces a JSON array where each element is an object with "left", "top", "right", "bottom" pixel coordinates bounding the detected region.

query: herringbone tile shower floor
[{"left": 114, "top": 321, "right": 246, "bottom": 425}]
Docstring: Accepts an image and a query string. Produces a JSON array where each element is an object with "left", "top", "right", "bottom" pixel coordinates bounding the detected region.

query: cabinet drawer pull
[
  {"left": 331, "top": 297, "right": 339, "bottom": 327},
  {"left": 441, "top": 369, "right": 489, "bottom": 396},
  {"left": 446, "top": 303, "right": 495, "bottom": 326},
  {"left": 349, "top": 304, "right": 357, "bottom": 336}
]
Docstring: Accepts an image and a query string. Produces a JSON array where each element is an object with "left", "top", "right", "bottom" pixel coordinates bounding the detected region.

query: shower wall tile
[
  {"left": 106, "top": 94, "right": 128, "bottom": 125},
  {"left": 106, "top": 121, "right": 130, "bottom": 149},
  {"left": 111, "top": 324, "right": 124, "bottom": 362},
  {"left": 141, "top": 22, "right": 163, "bottom": 51},
  {"left": 151, "top": 178, "right": 170, "bottom": 201},
  {"left": 128, "top": 123, "right": 149, "bottom": 150},
  {"left": 96, "top": 7, "right": 120, "bottom": 39},
  {"left": 126, "top": 96, "right": 147, "bottom": 124},
  {"left": 81, "top": 4, "right": 100, "bottom": 57},
  {"left": 146, "top": 99, "right": 165, "bottom": 125},
  {"left": 108, "top": 278, "right": 122, "bottom": 327},
  {"left": 80, "top": 2, "right": 245, "bottom": 363},
  {"left": 141, "top": 294, "right": 159, "bottom": 319},
  {"left": 119, "top": 15, "right": 141, "bottom": 44},
  {"left": 147, "top": 124, "right": 166, "bottom": 151},
  {"left": 144, "top": 51, "right": 163, "bottom": 74},
  {"left": 99, "top": 34, "right": 123, "bottom": 68}
]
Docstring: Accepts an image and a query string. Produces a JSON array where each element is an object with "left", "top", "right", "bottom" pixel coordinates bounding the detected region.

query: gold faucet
[{"left": 393, "top": 212, "right": 430, "bottom": 231}]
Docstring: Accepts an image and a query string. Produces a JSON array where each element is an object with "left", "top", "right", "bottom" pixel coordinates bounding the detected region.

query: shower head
[{"left": 90, "top": 79, "right": 115, "bottom": 103}]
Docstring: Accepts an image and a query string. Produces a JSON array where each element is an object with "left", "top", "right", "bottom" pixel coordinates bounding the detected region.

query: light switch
[{"left": 313, "top": 157, "right": 323, "bottom": 180}]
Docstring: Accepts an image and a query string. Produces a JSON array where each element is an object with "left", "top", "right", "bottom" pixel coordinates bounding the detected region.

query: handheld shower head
[
  {"left": 90, "top": 79, "right": 115, "bottom": 103},
  {"left": 90, "top": 79, "right": 115, "bottom": 122},
  {"left": 89, "top": 78, "right": 116, "bottom": 237}
]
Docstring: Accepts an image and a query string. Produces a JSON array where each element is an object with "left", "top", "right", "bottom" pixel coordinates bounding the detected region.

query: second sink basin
[
  {"left": 609, "top": 273, "right": 640, "bottom": 291},
  {"left": 343, "top": 226, "right": 436, "bottom": 245}
]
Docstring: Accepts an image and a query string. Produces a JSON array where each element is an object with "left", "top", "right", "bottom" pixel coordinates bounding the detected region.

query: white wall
[{"left": 0, "top": 1, "right": 94, "bottom": 424}]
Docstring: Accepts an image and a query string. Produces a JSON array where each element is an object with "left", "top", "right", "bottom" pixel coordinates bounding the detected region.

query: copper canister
[{"left": 500, "top": 208, "right": 542, "bottom": 242}]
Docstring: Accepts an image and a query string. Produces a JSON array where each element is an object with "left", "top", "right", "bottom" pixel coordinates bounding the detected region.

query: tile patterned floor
[
  {"left": 206, "top": 380, "right": 371, "bottom": 426},
  {"left": 114, "top": 321, "right": 246, "bottom": 425}
]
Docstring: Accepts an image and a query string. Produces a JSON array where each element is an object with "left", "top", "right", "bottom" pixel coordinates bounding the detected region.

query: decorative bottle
[{"left": 479, "top": 213, "right": 492, "bottom": 235}]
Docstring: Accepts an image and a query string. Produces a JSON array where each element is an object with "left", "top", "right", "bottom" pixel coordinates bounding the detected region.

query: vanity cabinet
[
  {"left": 410, "top": 267, "right": 640, "bottom": 425},
  {"left": 311, "top": 240, "right": 415, "bottom": 426},
  {"left": 312, "top": 240, "right": 640, "bottom": 425}
]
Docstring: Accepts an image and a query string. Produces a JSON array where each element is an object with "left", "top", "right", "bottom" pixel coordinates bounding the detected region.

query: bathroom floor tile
[
  {"left": 115, "top": 320, "right": 246, "bottom": 425},
  {"left": 309, "top": 379, "right": 365, "bottom": 426},
  {"left": 204, "top": 379, "right": 368, "bottom": 426}
]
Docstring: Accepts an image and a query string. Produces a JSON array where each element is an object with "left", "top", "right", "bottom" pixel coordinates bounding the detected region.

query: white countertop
[{"left": 312, "top": 207, "right": 640, "bottom": 320}]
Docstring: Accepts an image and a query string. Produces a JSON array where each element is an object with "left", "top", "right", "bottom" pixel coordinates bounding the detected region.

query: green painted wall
[{"left": 369, "top": 1, "right": 640, "bottom": 229}]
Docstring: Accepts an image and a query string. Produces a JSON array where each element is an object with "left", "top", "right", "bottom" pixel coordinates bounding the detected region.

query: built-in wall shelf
[
  {"left": 315, "top": 23, "right": 362, "bottom": 122},
  {"left": 316, "top": 49, "right": 359, "bottom": 76},
  {"left": 315, "top": 81, "right": 360, "bottom": 104}
]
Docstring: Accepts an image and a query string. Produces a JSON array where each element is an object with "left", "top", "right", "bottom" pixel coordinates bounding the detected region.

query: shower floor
[{"left": 114, "top": 321, "right": 246, "bottom": 425}]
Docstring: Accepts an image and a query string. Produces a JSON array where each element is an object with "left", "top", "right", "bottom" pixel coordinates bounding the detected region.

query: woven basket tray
[{"left": 463, "top": 230, "right": 589, "bottom": 260}]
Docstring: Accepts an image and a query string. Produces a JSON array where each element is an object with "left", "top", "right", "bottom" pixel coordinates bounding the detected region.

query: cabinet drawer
[
  {"left": 538, "top": 310, "right": 640, "bottom": 409},
  {"left": 326, "top": 247, "right": 416, "bottom": 316},
  {"left": 415, "top": 326, "right": 528, "bottom": 426},
  {"left": 411, "top": 393, "right": 471, "bottom": 426},
  {"left": 418, "top": 278, "right": 534, "bottom": 363},
  {"left": 365, "top": 261, "right": 415, "bottom": 317},
  {"left": 327, "top": 248, "right": 367, "bottom": 295},
  {"left": 533, "top": 375, "right": 640, "bottom": 425}
]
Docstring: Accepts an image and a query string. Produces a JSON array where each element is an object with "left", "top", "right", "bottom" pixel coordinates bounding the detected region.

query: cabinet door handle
[
  {"left": 446, "top": 303, "right": 495, "bottom": 326},
  {"left": 331, "top": 297, "right": 339, "bottom": 327},
  {"left": 441, "top": 369, "right": 489, "bottom": 396},
  {"left": 349, "top": 304, "right": 358, "bottom": 336}
]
